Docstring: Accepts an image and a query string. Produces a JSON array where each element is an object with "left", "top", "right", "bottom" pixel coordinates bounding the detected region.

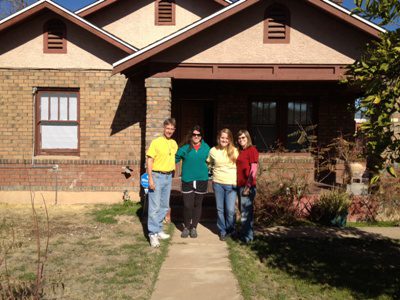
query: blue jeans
[
  {"left": 213, "top": 183, "right": 237, "bottom": 236},
  {"left": 238, "top": 186, "right": 256, "bottom": 242},
  {"left": 147, "top": 172, "right": 172, "bottom": 235}
]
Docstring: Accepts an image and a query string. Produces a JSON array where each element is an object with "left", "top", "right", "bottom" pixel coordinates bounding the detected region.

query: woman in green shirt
[{"left": 175, "top": 125, "right": 211, "bottom": 238}]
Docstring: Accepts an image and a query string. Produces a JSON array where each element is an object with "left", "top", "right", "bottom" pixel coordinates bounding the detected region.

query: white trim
[
  {"left": 113, "top": 0, "right": 386, "bottom": 68},
  {"left": 0, "top": 0, "right": 138, "bottom": 52},
  {"left": 0, "top": 0, "right": 46, "bottom": 24},
  {"left": 113, "top": 0, "right": 246, "bottom": 67},
  {"left": 75, "top": 0, "right": 107, "bottom": 14},
  {"left": 322, "top": 0, "right": 386, "bottom": 33},
  {"left": 75, "top": 0, "right": 233, "bottom": 15}
]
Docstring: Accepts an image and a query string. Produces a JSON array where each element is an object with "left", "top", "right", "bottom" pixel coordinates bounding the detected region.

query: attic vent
[
  {"left": 264, "top": 4, "right": 290, "bottom": 44},
  {"left": 156, "top": 0, "right": 175, "bottom": 25},
  {"left": 44, "top": 19, "right": 67, "bottom": 53}
]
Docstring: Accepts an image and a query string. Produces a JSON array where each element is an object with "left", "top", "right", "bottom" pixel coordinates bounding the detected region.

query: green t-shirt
[{"left": 175, "top": 141, "right": 210, "bottom": 182}]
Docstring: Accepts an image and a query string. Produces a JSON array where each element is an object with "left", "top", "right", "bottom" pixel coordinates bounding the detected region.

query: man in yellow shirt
[{"left": 146, "top": 118, "right": 178, "bottom": 248}]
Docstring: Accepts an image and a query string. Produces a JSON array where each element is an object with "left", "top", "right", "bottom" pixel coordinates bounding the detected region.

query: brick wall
[
  {"left": 258, "top": 153, "right": 315, "bottom": 184},
  {"left": 0, "top": 69, "right": 146, "bottom": 194},
  {"left": 145, "top": 77, "right": 172, "bottom": 148},
  {"left": 0, "top": 159, "right": 141, "bottom": 192}
]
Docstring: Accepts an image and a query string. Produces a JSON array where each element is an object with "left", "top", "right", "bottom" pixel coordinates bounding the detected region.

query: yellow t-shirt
[
  {"left": 146, "top": 136, "right": 178, "bottom": 172},
  {"left": 207, "top": 147, "right": 238, "bottom": 185}
]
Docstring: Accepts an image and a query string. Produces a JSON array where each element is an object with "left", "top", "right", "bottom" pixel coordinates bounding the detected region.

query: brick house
[{"left": 0, "top": 0, "right": 384, "bottom": 203}]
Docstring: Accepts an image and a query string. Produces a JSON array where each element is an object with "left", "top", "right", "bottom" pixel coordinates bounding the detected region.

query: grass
[
  {"left": 347, "top": 220, "right": 400, "bottom": 227},
  {"left": 228, "top": 228, "right": 400, "bottom": 300},
  {"left": 0, "top": 201, "right": 173, "bottom": 300},
  {"left": 92, "top": 201, "right": 140, "bottom": 224}
]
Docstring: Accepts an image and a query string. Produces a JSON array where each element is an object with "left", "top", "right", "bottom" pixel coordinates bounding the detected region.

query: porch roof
[
  {"left": 112, "top": 0, "right": 385, "bottom": 75},
  {"left": 0, "top": 0, "right": 138, "bottom": 54}
]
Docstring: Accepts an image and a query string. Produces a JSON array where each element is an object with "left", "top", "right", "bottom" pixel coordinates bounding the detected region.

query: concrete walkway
[{"left": 150, "top": 223, "right": 243, "bottom": 300}]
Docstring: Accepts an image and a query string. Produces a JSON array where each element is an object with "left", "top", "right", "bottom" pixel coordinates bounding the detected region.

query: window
[
  {"left": 36, "top": 90, "right": 79, "bottom": 155},
  {"left": 264, "top": 4, "right": 290, "bottom": 44},
  {"left": 43, "top": 19, "right": 67, "bottom": 53},
  {"left": 251, "top": 99, "right": 314, "bottom": 151},
  {"left": 155, "top": 0, "right": 175, "bottom": 25}
]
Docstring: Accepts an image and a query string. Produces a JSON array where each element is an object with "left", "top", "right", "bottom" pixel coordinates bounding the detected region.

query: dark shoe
[
  {"left": 219, "top": 233, "right": 226, "bottom": 241},
  {"left": 190, "top": 227, "right": 198, "bottom": 238},
  {"left": 239, "top": 237, "right": 253, "bottom": 245},
  {"left": 181, "top": 228, "right": 189, "bottom": 238}
]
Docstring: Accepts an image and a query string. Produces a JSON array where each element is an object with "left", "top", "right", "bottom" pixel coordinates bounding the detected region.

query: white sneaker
[
  {"left": 149, "top": 234, "right": 160, "bottom": 248},
  {"left": 157, "top": 231, "right": 170, "bottom": 240}
]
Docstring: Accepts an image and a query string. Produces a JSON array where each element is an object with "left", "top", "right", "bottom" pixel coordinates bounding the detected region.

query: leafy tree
[{"left": 345, "top": 0, "right": 400, "bottom": 182}]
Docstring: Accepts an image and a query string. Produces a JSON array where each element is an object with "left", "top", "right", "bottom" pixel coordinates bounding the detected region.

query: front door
[{"left": 176, "top": 99, "right": 215, "bottom": 146}]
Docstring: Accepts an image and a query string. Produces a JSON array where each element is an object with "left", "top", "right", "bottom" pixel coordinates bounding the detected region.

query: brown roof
[
  {"left": 76, "top": 0, "right": 231, "bottom": 18},
  {"left": 0, "top": 0, "right": 138, "bottom": 54},
  {"left": 113, "top": 0, "right": 384, "bottom": 74}
]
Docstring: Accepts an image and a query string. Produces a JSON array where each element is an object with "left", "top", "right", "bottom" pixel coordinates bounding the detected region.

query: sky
[
  {"left": 53, "top": 0, "right": 359, "bottom": 12},
  {"left": 0, "top": 0, "right": 363, "bottom": 15},
  {"left": 0, "top": 0, "right": 397, "bottom": 30}
]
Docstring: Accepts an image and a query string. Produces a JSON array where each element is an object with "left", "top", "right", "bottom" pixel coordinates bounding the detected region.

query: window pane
[
  {"left": 288, "top": 102, "right": 294, "bottom": 124},
  {"left": 59, "top": 96, "right": 68, "bottom": 120},
  {"left": 257, "top": 102, "right": 263, "bottom": 123},
  {"left": 270, "top": 102, "right": 276, "bottom": 124},
  {"left": 295, "top": 102, "right": 301, "bottom": 124},
  {"left": 69, "top": 96, "right": 77, "bottom": 121},
  {"left": 50, "top": 96, "right": 58, "bottom": 120},
  {"left": 253, "top": 125, "right": 277, "bottom": 151},
  {"left": 307, "top": 103, "right": 313, "bottom": 124},
  {"left": 41, "top": 124, "right": 78, "bottom": 149},
  {"left": 251, "top": 102, "right": 258, "bottom": 123},
  {"left": 40, "top": 96, "right": 49, "bottom": 121}
]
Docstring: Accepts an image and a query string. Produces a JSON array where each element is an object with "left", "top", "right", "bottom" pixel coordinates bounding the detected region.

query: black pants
[{"left": 183, "top": 192, "right": 204, "bottom": 229}]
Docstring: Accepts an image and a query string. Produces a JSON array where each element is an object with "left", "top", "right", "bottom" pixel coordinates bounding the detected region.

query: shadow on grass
[{"left": 250, "top": 227, "right": 400, "bottom": 299}]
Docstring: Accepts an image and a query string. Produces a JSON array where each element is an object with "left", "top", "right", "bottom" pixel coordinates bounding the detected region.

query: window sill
[{"left": 33, "top": 155, "right": 80, "bottom": 160}]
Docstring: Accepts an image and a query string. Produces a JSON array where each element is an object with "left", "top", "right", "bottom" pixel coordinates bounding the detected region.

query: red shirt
[{"left": 236, "top": 146, "right": 259, "bottom": 187}]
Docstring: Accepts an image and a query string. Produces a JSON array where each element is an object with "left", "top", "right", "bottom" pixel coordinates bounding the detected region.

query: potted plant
[{"left": 309, "top": 190, "right": 351, "bottom": 227}]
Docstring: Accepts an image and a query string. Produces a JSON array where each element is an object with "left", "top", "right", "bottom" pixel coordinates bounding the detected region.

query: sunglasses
[
  {"left": 238, "top": 136, "right": 247, "bottom": 140},
  {"left": 192, "top": 133, "right": 202, "bottom": 137}
]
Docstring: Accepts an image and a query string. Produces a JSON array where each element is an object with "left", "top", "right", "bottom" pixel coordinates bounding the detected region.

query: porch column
[{"left": 144, "top": 77, "right": 172, "bottom": 148}]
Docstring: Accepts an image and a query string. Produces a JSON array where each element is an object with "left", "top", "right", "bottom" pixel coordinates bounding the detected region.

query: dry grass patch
[{"left": 0, "top": 201, "right": 172, "bottom": 299}]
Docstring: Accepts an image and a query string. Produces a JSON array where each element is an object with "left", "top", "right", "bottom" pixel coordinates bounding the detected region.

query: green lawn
[{"left": 228, "top": 229, "right": 400, "bottom": 300}]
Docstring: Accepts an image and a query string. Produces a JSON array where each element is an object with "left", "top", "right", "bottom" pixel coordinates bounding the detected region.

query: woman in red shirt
[{"left": 236, "top": 130, "right": 259, "bottom": 244}]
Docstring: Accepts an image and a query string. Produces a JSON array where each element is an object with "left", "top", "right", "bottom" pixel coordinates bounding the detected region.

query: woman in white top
[{"left": 207, "top": 128, "right": 239, "bottom": 241}]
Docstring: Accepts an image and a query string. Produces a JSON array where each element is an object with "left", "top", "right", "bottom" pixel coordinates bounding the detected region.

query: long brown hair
[
  {"left": 217, "top": 128, "right": 237, "bottom": 163},
  {"left": 237, "top": 129, "right": 253, "bottom": 150}
]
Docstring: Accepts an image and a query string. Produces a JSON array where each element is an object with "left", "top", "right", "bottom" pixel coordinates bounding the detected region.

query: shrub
[
  {"left": 375, "top": 176, "right": 400, "bottom": 221},
  {"left": 309, "top": 190, "right": 351, "bottom": 227},
  {"left": 254, "top": 174, "right": 308, "bottom": 227}
]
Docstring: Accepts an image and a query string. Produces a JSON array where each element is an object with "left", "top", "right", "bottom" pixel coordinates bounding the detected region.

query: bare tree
[{"left": 0, "top": 0, "right": 33, "bottom": 19}]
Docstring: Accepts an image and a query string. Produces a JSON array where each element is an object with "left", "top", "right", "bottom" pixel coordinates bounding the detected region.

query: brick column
[{"left": 144, "top": 77, "right": 172, "bottom": 148}]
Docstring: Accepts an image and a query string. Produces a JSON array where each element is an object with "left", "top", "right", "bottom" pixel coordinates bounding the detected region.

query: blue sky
[
  {"left": 1, "top": 0, "right": 360, "bottom": 13},
  {"left": 1, "top": 0, "right": 396, "bottom": 30},
  {"left": 54, "top": 0, "right": 358, "bottom": 12}
]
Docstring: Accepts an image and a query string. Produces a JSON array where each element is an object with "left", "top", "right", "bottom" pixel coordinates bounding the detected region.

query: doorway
[{"left": 175, "top": 99, "right": 215, "bottom": 146}]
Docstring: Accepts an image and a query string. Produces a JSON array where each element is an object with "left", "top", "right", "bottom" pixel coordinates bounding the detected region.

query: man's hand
[{"left": 149, "top": 176, "right": 156, "bottom": 190}]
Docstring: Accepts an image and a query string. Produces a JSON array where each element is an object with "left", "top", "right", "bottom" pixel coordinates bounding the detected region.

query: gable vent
[
  {"left": 44, "top": 19, "right": 67, "bottom": 53},
  {"left": 264, "top": 5, "right": 290, "bottom": 44},
  {"left": 156, "top": 0, "right": 175, "bottom": 25}
]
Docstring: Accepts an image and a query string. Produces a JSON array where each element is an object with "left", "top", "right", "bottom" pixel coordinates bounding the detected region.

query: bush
[
  {"left": 375, "top": 176, "right": 400, "bottom": 221},
  {"left": 309, "top": 190, "right": 351, "bottom": 227},
  {"left": 255, "top": 175, "right": 308, "bottom": 227}
]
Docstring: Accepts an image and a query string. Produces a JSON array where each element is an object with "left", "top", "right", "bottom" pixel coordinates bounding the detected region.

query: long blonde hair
[{"left": 217, "top": 128, "right": 237, "bottom": 163}]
